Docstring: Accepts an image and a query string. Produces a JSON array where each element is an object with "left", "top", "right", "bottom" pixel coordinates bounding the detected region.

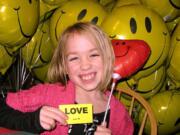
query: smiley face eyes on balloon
[
  {"left": 130, "top": 18, "right": 137, "bottom": 34},
  {"left": 130, "top": 17, "right": 152, "bottom": 34},
  {"left": 77, "top": 9, "right": 99, "bottom": 24},
  {"left": 91, "top": 17, "right": 98, "bottom": 24},
  {"left": 145, "top": 17, "right": 152, "bottom": 33},
  {"left": 77, "top": 9, "right": 87, "bottom": 21}
]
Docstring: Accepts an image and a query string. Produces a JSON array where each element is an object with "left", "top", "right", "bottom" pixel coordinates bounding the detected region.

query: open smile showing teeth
[{"left": 80, "top": 73, "right": 95, "bottom": 81}]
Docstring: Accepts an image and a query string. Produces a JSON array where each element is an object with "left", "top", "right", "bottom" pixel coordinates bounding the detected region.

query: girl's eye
[
  {"left": 68, "top": 57, "right": 78, "bottom": 61},
  {"left": 90, "top": 53, "right": 100, "bottom": 57}
]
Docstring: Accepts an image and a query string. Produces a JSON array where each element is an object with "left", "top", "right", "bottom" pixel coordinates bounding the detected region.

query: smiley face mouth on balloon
[
  {"left": 140, "top": 31, "right": 168, "bottom": 71},
  {"left": 111, "top": 30, "right": 167, "bottom": 73},
  {"left": 112, "top": 39, "right": 151, "bottom": 78},
  {"left": 14, "top": 7, "right": 32, "bottom": 38},
  {"left": 55, "top": 10, "right": 66, "bottom": 41},
  {"left": 169, "top": 0, "right": 180, "bottom": 9}
]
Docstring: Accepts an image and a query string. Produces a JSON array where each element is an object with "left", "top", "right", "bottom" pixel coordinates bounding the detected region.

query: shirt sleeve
[
  {"left": 109, "top": 94, "right": 134, "bottom": 135},
  {"left": 121, "top": 110, "right": 134, "bottom": 135},
  {"left": 6, "top": 84, "right": 47, "bottom": 112},
  {"left": 0, "top": 98, "right": 45, "bottom": 133}
]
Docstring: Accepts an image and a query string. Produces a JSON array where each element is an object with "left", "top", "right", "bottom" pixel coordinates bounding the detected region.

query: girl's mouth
[{"left": 80, "top": 73, "right": 96, "bottom": 81}]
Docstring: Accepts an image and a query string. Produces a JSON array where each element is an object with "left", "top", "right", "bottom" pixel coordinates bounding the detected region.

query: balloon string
[
  {"left": 21, "top": 53, "right": 41, "bottom": 88},
  {"left": 103, "top": 80, "right": 116, "bottom": 123}
]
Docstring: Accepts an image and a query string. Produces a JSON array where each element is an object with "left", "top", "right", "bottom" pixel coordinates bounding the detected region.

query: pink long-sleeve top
[{"left": 6, "top": 81, "right": 134, "bottom": 135}]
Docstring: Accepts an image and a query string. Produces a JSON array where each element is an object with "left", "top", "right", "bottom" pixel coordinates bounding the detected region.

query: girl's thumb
[{"left": 101, "top": 121, "right": 107, "bottom": 127}]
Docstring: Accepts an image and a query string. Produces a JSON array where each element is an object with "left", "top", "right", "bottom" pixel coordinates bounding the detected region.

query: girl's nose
[{"left": 80, "top": 57, "right": 91, "bottom": 70}]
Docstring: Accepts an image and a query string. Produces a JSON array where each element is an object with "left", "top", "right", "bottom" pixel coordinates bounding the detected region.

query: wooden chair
[{"left": 115, "top": 88, "right": 157, "bottom": 135}]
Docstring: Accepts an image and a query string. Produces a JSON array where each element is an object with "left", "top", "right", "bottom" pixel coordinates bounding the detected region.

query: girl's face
[{"left": 65, "top": 34, "right": 104, "bottom": 92}]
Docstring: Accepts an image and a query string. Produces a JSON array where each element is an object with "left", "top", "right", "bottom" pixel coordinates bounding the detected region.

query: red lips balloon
[{"left": 112, "top": 39, "right": 151, "bottom": 80}]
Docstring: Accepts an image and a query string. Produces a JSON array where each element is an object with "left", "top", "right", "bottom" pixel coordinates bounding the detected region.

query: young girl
[{"left": 0, "top": 22, "right": 134, "bottom": 135}]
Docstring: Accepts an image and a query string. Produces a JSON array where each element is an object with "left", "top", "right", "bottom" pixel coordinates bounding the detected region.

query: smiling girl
[{"left": 0, "top": 22, "right": 134, "bottom": 135}]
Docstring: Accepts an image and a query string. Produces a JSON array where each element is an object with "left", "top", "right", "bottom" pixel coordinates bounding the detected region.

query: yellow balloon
[
  {"left": 40, "top": 0, "right": 61, "bottom": 22},
  {"left": 165, "top": 76, "right": 180, "bottom": 90},
  {"left": 0, "top": 45, "right": 15, "bottom": 75},
  {"left": 117, "top": 66, "right": 166, "bottom": 99},
  {"left": 0, "top": 0, "right": 39, "bottom": 50},
  {"left": 42, "top": 0, "right": 68, "bottom": 6},
  {"left": 139, "top": 90, "right": 180, "bottom": 135},
  {"left": 32, "top": 63, "right": 49, "bottom": 82},
  {"left": 103, "top": 0, "right": 117, "bottom": 13},
  {"left": 166, "top": 17, "right": 180, "bottom": 34},
  {"left": 101, "top": 5, "right": 170, "bottom": 78},
  {"left": 114, "top": 0, "right": 141, "bottom": 8},
  {"left": 141, "top": 0, "right": 180, "bottom": 22},
  {"left": 167, "top": 23, "right": 180, "bottom": 82},
  {"left": 49, "top": 0, "right": 107, "bottom": 47},
  {"left": 2, "top": 46, "right": 19, "bottom": 57},
  {"left": 95, "top": 0, "right": 115, "bottom": 6},
  {"left": 21, "top": 20, "right": 55, "bottom": 70}
]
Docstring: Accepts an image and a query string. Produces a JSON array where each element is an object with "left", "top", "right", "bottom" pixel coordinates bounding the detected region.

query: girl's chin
[{"left": 78, "top": 84, "right": 99, "bottom": 92}]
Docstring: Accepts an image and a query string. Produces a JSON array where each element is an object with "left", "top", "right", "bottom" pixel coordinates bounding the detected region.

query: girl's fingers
[
  {"left": 44, "top": 106, "right": 68, "bottom": 124},
  {"left": 39, "top": 106, "right": 68, "bottom": 130},
  {"left": 96, "top": 125, "right": 111, "bottom": 132},
  {"left": 101, "top": 121, "right": 107, "bottom": 127},
  {"left": 94, "top": 122, "right": 111, "bottom": 135},
  {"left": 40, "top": 118, "right": 56, "bottom": 130}
]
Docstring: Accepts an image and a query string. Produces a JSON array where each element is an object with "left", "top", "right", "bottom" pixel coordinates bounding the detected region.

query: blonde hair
[{"left": 48, "top": 22, "right": 115, "bottom": 91}]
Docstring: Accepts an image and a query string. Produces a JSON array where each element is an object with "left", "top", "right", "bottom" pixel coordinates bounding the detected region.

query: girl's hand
[
  {"left": 39, "top": 106, "right": 68, "bottom": 130},
  {"left": 94, "top": 122, "right": 112, "bottom": 135}
]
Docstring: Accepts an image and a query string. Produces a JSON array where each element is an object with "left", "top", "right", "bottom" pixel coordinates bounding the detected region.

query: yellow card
[{"left": 59, "top": 104, "right": 93, "bottom": 124}]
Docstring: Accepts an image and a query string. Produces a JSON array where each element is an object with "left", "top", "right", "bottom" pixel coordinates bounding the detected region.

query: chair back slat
[
  {"left": 138, "top": 111, "right": 148, "bottom": 135},
  {"left": 115, "top": 88, "right": 157, "bottom": 135}
]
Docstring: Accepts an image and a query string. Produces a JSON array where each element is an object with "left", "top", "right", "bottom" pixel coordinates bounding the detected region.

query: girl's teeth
[{"left": 81, "top": 74, "right": 94, "bottom": 80}]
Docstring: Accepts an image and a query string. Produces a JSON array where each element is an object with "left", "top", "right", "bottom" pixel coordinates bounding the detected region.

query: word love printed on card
[{"left": 59, "top": 104, "right": 93, "bottom": 124}]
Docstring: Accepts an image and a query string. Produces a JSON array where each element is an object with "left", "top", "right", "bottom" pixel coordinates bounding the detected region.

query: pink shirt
[{"left": 6, "top": 81, "right": 134, "bottom": 135}]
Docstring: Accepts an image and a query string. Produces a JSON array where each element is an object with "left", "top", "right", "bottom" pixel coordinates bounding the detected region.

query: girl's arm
[
  {"left": 0, "top": 98, "right": 45, "bottom": 134},
  {"left": 0, "top": 99, "right": 68, "bottom": 133}
]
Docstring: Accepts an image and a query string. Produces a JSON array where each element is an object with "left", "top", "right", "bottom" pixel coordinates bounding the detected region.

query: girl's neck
[
  {"left": 75, "top": 88, "right": 108, "bottom": 113},
  {"left": 75, "top": 88, "right": 102, "bottom": 102}
]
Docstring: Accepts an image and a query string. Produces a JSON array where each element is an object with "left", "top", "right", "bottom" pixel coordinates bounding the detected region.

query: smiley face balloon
[
  {"left": 21, "top": 19, "right": 55, "bottom": 70},
  {"left": 0, "top": 0, "right": 39, "bottom": 51},
  {"left": 139, "top": 90, "right": 180, "bottom": 135},
  {"left": 102, "top": 4, "right": 170, "bottom": 79},
  {"left": 49, "top": 0, "right": 107, "bottom": 47},
  {"left": 166, "top": 23, "right": 180, "bottom": 89},
  {"left": 101, "top": 5, "right": 170, "bottom": 98}
]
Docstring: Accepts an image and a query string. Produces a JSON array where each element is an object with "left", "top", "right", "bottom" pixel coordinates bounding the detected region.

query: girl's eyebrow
[
  {"left": 88, "top": 48, "right": 99, "bottom": 52},
  {"left": 66, "top": 48, "right": 99, "bottom": 55}
]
